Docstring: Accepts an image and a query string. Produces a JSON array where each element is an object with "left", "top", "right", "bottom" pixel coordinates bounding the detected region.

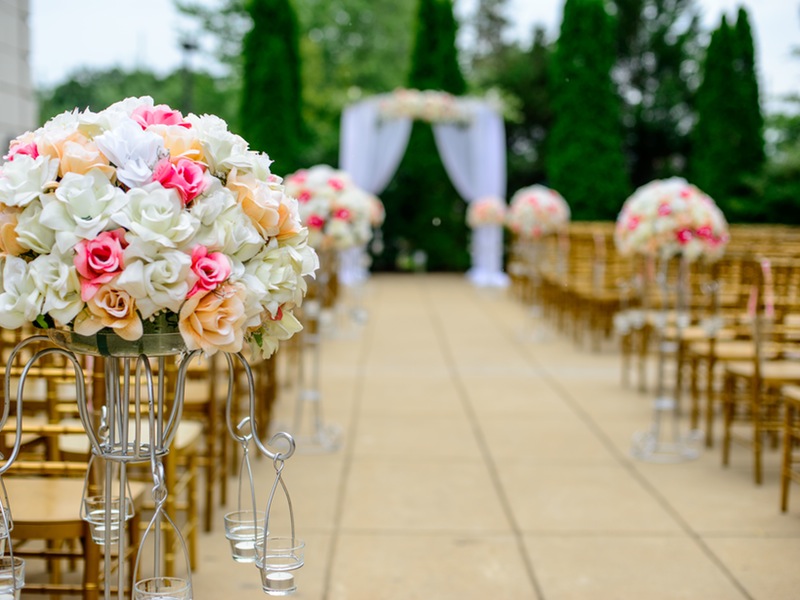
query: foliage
[
  {"left": 691, "top": 8, "right": 764, "bottom": 219},
  {"left": 376, "top": 0, "right": 469, "bottom": 272},
  {"left": 240, "top": 0, "right": 306, "bottom": 174},
  {"left": 38, "top": 67, "right": 239, "bottom": 129},
  {"left": 546, "top": 0, "right": 629, "bottom": 220},
  {"left": 610, "top": 0, "right": 703, "bottom": 186}
]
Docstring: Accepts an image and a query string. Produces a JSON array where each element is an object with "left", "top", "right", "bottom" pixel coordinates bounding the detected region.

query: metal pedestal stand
[
  {"left": 1, "top": 332, "right": 303, "bottom": 599},
  {"left": 631, "top": 257, "right": 703, "bottom": 463}
]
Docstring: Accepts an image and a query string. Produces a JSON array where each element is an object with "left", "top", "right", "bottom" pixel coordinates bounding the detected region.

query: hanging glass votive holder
[
  {"left": 223, "top": 416, "right": 265, "bottom": 563},
  {"left": 133, "top": 460, "right": 193, "bottom": 600},
  {"left": 0, "top": 556, "right": 24, "bottom": 599},
  {"left": 79, "top": 444, "right": 136, "bottom": 546},
  {"left": 254, "top": 454, "right": 304, "bottom": 596}
]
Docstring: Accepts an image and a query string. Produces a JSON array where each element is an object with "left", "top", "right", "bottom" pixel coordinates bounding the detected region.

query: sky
[{"left": 29, "top": 0, "right": 800, "bottom": 112}]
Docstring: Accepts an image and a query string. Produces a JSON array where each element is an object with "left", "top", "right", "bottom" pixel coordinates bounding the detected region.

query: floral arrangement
[
  {"left": 0, "top": 96, "right": 318, "bottom": 357},
  {"left": 284, "top": 165, "right": 373, "bottom": 251},
  {"left": 466, "top": 196, "right": 506, "bottom": 228},
  {"left": 378, "top": 89, "right": 472, "bottom": 124},
  {"left": 614, "top": 177, "right": 729, "bottom": 261},
  {"left": 505, "top": 185, "right": 570, "bottom": 238}
]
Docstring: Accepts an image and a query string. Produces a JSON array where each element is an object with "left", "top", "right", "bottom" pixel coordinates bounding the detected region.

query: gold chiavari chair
[{"left": 780, "top": 384, "right": 800, "bottom": 511}]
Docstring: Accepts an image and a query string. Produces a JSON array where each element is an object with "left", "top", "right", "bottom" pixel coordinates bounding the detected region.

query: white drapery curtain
[
  {"left": 339, "top": 95, "right": 508, "bottom": 287},
  {"left": 433, "top": 102, "right": 508, "bottom": 287}
]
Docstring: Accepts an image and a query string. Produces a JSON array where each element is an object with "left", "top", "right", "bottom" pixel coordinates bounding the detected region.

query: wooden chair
[
  {"left": 780, "top": 384, "right": 800, "bottom": 512},
  {"left": 721, "top": 257, "right": 800, "bottom": 484}
]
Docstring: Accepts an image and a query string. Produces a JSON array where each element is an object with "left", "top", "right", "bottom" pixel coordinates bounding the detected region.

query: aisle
[{"left": 195, "top": 274, "right": 800, "bottom": 600}]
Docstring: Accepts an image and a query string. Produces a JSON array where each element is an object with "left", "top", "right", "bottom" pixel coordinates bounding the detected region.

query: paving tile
[
  {"left": 497, "top": 462, "right": 684, "bottom": 534},
  {"left": 524, "top": 535, "right": 748, "bottom": 600},
  {"left": 340, "top": 458, "right": 511, "bottom": 533},
  {"left": 704, "top": 537, "right": 800, "bottom": 600},
  {"left": 329, "top": 532, "right": 537, "bottom": 600}
]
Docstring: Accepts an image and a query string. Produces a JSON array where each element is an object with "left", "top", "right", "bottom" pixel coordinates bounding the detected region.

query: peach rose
[
  {"left": 0, "top": 205, "right": 25, "bottom": 256},
  {"left": 60, "top": 139, "right": 114, "bottom": 178},
  {"left": 149, "top": 124, "right": 203, "bottom": 161},
  {"left": 73, "top": 283, "right": 143, "bottom": 341},
  {"left": 226, "top": 168, "right": 282, "bottom": 238},
  {"left": 179, "top": 282, "right": 247, "bottom": 354}
]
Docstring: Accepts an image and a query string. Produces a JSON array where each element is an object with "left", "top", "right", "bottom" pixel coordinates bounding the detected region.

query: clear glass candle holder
[
  {"left": 133, "top": 576, "right": 191, "bottom": 600},
  {"left": 255, "top": 537, "right": 305, "bottom": 596},
  {"left": 223, "top": 510, "right": 265, "bottom": 563},
  {"left": 0, "top": 556, "right": 24, "bottom": 600},
  {"left": 83, "top": 496, "right": 133, "bottom": 545}
]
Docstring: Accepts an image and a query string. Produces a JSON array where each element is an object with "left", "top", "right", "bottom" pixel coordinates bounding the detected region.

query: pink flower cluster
[
  {"left": 467, "top": 196, "right": 507, "bottom": 228},
  {"left": 0, "top": 97, "right": 318, "bottom": 356},
  {"left": 505, "top": 185, "right": 570, "bottom": 239},
  {"left": 614, "top": 177, "right": 729, "bottom": 261},
  {"left": 284, "top": 165, "right": 374, "bottom": 250}
]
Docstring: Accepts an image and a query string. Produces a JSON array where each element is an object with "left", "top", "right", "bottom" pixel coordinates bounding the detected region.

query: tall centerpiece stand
[
  {"left": 0, "top": 96, "right": 319, "bottom": 597},
  {"left": 505, "top": 184, "right": 571, "bottom": 340},
  {"left": 615, "top": 178, "right": 729, "bottom": 463}
]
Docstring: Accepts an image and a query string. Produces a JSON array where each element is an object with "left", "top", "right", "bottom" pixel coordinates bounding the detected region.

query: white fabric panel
[
  {"left": 467, "top": 224, "right": 509, "bottom": 287},
  {"left": 340, "top": 99, "right": 413, "bottom": 195}
]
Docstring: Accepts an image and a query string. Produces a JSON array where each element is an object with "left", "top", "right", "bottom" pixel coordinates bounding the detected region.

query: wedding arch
[{"left": 338, "top": 89, "right": 508, "bottom": 286}]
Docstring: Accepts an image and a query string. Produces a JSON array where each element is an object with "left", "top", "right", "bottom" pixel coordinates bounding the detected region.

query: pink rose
[
  {"left": 695, "top": 225, "right": 713, "bottom": 239},
  {"left": 676, "top": 229, "right": 693, "bottom": 244},
  {"left": 288, "top": 171, "right": 307, "bottom": 185},
  {"left": 74, "top": 229, "right": 127, "bottom": 301},
  {"left": 333, "top": 208, "right": 351, "bottom": 220},
  {"left": 3, "top": 141, "right": 39, "bottom": 161},
  {"left": 328, "top": 177, "right": 345, "bottom": 191},
  {"left": 627, "top": 215, "right": 640, "bottom": 231},
  {"left": 297, "top": 190, "right": 312, "bottom": 203},
  {"left": 307, "top": 214, "right": 325, "bottom": 229},
  {"left": 657, "top": 203, "right": 671, "bottom": 216},
  {"left": 179, "top": 283, "right": 247, "bottom": 354},
  {"left": 131, "top": 104, "right": 190, "bottom": 129},
  {"left": 152, "top": 158, "right": 208, "bottom": 204},
  {"left": 188, "top": 246, "right": 231, "bottom": 297}
]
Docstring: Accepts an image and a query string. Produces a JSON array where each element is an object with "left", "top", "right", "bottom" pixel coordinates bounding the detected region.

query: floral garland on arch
[
  {"left": 614, "top": 177, "right": 729, "bottom": 262},
  {"left": 284, "top": 165, "right": 373, "bottom": 251},
  {"left": 466, "top": 196, "right": 506, "bottom": 228},
  {"left": 505, "top": 185, "right": 570, "bottom": 239},
  {"left": 0, "top": 96, "right": 318, "bottom": 357},
  {"left": 377, "top": 88, "right": 473, "bottom": 124}
]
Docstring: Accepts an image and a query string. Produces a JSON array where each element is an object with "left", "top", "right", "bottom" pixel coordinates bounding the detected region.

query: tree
[
  {"left": 239, "top": 0, "right": 306, "bottom": 175},
  {"left": 546, "top": 0, "right": 629, "bottom": 220},
  {"left": 690, "top": 17, "right": 737, "bottom": 212},
  {"left": 37, "top": 67, "right": 238, "bottom": 127},
  {"left": 730, "top": 7, "right": 765, "bottom": 186},
  {"left": 376, "top": 0, "right": 469, "bottom": 271},
  {"left": 610, "top": 0, "right": 703, "bottom": 186}
]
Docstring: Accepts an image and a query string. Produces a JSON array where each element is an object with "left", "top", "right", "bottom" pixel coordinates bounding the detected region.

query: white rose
[
  {"left": 190, "top": 181, "right": 235, "bottom": 225},
  {"left": 94, "top": 119, "right": 164, "bottom": 188},
  {"left": 185, "top": 114, "right": 249, "bottom": 175},
  {"left": 249, "top": 309, "right": 303, "bottom": 358},
  {"left": 242, "top": 240, "right": 310, "bottom": 316},
  {"left": 27, "top": 251, "right": 83, "bottom": 326},
  {"left": 0, "top": 154, "right": 59, "bottom": 207},
  {"left": 15, "top": 198, "right": 56, "bottom": 254},
  {"left": 0, "top": 255, "right": 42, "bottom": 328},
  {"left": 113, "top": 184, "right": 198, "bottom": 249},
  {"left": 117, "top": 242, "right": 194, "bottom": 318},
  {"left": 39, "top": 169, "right": 127, "bottom": 253},
  {"left": 192, "top": 196, "right": 263, "bottom": 261}
]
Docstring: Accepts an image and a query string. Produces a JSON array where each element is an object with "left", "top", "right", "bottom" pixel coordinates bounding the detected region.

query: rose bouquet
[
  {"left": 0, "top": 96, "right": 318, "bottom": 357},
  {"left": 614, "top": 177, "right": 729, "bottom": 261},
  {"left": 505, "top": 185, "right": 570, "bottom": 238},
  {"left": 284, "top": 165, "right": 373, "bottom": 251},
  {"left": 466, "top": 196, "right": 506, "bottom": 228}
]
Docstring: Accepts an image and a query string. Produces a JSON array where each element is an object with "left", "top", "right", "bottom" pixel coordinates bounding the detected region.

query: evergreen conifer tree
[
  {"left": 378, "top": 0, "right": 469, "bottom": 271},
  {"left": 691, "top": 17, "right": 740, "bottom": 209},
  {"left": 731, "top": 7, "right": 765, "bottom": 186},
  {"left": 546, "top": 0, "right": 629, "bottom": 220},
  {"left": 239, "top": 0, "right": 305, "bottom": 175}
]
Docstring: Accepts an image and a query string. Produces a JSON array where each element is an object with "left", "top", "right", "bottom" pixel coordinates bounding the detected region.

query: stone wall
[{"left": 0, "top": 0, "right": 36, "bottom": 148}]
